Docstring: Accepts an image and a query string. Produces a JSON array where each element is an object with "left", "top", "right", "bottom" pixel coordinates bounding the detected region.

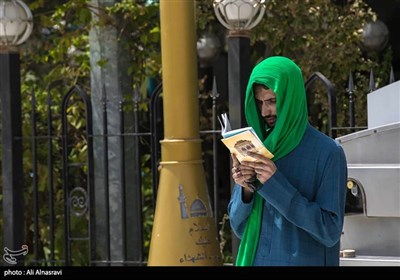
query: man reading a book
[{"left": 228, "top": 56, "right": 347, "bottom": 266}]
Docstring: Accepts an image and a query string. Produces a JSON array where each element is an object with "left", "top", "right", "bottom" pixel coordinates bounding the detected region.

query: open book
[{"left": 218, "top": 113, "right": 274, "bottom": 162}]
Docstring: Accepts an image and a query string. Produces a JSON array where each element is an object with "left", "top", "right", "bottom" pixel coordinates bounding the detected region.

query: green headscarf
[{"left": 235, "top": 56, "right": 309, "bottom": 266}]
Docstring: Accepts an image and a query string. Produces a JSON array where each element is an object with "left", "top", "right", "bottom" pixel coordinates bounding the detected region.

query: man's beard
[{"left": 264, "top": 115, "right": 276, "bottom": 128}]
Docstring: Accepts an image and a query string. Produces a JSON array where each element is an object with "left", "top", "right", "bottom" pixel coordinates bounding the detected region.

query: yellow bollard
[{"left": 147, "top": 0, "right": 222, "bottom": 266}]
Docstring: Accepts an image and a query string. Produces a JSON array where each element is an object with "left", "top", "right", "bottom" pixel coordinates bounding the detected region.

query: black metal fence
[{"left": 1, "top": 77, "right": 228, "bottom": 266}]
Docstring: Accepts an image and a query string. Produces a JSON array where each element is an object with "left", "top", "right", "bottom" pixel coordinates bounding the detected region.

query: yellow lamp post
[{"left": 147, "top": 0, "right": 222, "bottom": 266}]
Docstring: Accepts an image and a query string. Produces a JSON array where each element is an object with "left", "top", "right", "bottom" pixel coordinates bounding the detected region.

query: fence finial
[
  {"left": 210, "top": 75, "right": 219, "bottom": 99},
  {"left": 389, "top": 65, "right": 395, "bottom": 84},
  {"left": 369, "top": 68, "right": 375, "bottom": 92},
  {"left": 347, "top": 71, "right": 354, "bottom": 92},
  {"left": 133, "top": 84, "right": 141, "bottom": 103}
]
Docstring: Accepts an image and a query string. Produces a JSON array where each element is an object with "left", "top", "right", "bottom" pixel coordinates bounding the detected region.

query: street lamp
[
  {"left": 197, "top": 32, "right": 222, "bottom": 68},
  {"left": 213, "top": 0, "right": 265, "bottom": 128},
  {"left": 214, "top": 0, "right": 265, "bottom": 36},
  {"left": 148, "top": 0, "right": 222, "bottom": 266},
  {"left": 0, "top": 0, "right": 33, "bottom": 262},
  {"left": 0, "top": 0, "right": 33, "bottom": 49},
  {"left": 213, "top": 0, "right": 265, "bottom": 264},
  {"left": 361, "top": 19, "right": 389, "bottom": 53}
]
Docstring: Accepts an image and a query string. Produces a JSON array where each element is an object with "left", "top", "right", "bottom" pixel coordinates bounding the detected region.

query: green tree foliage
[{"left": 197, "top": 0, "right": 392, "bottom": 135}]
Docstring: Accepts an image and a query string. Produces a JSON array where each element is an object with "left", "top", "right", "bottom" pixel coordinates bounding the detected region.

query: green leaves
[{"left": 245, "top": 0, "right": 391, "bottom": 135}]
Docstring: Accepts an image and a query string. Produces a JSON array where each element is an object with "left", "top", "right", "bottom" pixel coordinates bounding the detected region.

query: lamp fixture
[
  {"left": 213, "top": 0, "right": 266, "bottom": 36},
  {"left": 0, "top": 0, "right": 33, "bottom": 49}
]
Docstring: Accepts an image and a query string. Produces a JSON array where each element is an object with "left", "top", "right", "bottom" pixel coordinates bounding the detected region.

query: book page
[
  {"left": 221, "top": 130, "right": 274, "bottom": 162},
  {"left": 222, "top": 126, "right": 254, "bottom": 138},
  {"left": 218, "top": 113, "right": 231, "bottom": 135}
]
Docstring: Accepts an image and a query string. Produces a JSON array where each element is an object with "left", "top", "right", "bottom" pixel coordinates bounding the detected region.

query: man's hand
[
  {"left": 241, "top": 152, "right": 277, "bottom": 185},
  {"left": 231, "top": 154, "right": 257, "bottom": 193}
]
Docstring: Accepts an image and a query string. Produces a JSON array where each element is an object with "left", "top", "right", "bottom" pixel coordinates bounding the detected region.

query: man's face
[{"left": 254, "top": 87, "right": 277, "bottom": 128}]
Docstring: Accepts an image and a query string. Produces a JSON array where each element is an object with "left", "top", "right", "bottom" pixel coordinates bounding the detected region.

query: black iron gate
[{"left": 61, "top": 85, "right": 95, "bottom": 265}]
